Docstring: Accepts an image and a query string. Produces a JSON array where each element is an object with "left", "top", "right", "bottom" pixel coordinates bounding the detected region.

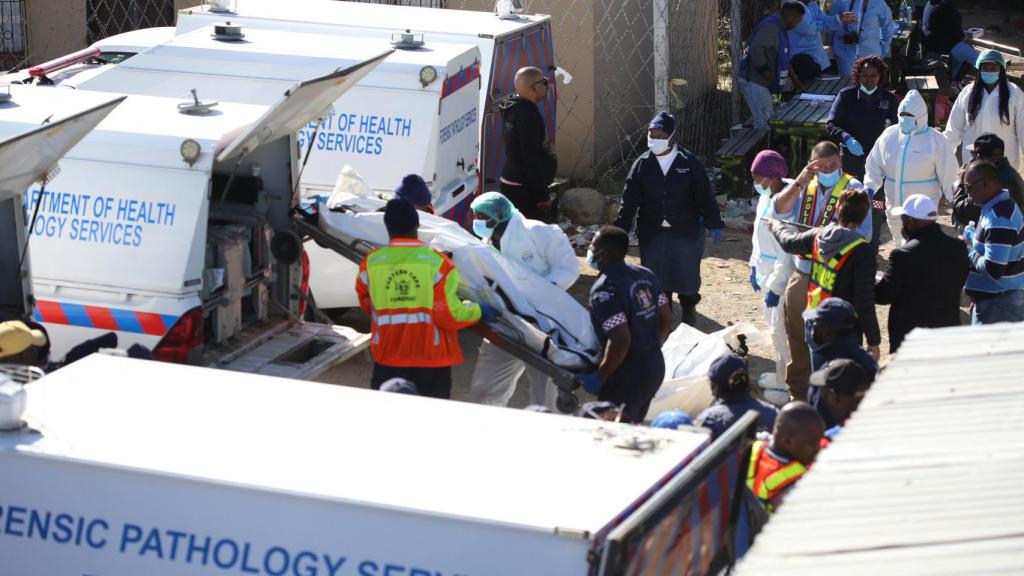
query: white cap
[{"left": 891, "top": 194, "right": 938, "bottom": 221}]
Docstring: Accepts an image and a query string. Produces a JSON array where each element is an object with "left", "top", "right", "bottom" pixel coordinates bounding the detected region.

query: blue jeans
[
  {"left": 972, "top": 290, "right": 1024, "bottom": 325},
  {"left": 738, "top": 78, "right": 773, "bottom": 129},
  {"left": 950, "top": 41, "right": 979, "bottom": 80}
]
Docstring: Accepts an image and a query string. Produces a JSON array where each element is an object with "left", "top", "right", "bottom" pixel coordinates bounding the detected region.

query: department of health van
[
  {"left": 0, "top": 54, "right": 384, "bottom": 368},
  {"left": 48, "top": 25, "right": 482, "bottom": 311},
  {"left": 0, "top": 353, "right": 756, "bottom": 575}
]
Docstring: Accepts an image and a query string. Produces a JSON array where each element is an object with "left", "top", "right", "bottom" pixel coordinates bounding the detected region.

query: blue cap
[
  {"left": 383, "top": 199, "right": 419, "bottom": 236},
  {"left": 395, "top": 174, "right": 432, "bottom": 208},
  {"left": 976, "top": 49, "right": 1006, "bottom": 70},
  {"left": 708, "top": 352, "right": 747, "bottom": 387},
  {"left": 802, "top": 297, "right": 856, "bottom": 325},
  {"left": 648, "top": 111, "right": 675, "bottom": 135},
  {"left": 379, "top": 378, "right": 419, "bottom": 395},
  {"left": 470, "top": 191, "right": 515, "bottom": 223},
  {"left": 650, "top": 410, "right": 693, "bottom": 430}
]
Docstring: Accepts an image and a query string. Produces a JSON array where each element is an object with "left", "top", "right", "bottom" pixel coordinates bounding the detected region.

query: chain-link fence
[
  {"left": 443, "top": 0, "right": 775, "bottom": 191},
  {"left": 87, "top": 0, "right": 176, "bottom": 44}
]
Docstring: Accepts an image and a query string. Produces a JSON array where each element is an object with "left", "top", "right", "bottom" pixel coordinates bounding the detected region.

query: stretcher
[{"left": 292, "top": 192, "right": 599, "bottom": 413}]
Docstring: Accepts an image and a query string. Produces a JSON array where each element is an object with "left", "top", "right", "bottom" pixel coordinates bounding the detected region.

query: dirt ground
[{"left": 317, "top": 207, "right": 971, "bottom": 411}]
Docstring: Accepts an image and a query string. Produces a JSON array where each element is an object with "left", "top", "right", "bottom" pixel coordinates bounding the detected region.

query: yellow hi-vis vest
[
  {"left": 807, "top": 235, "right": 867, "bottom": 310},
  {"left": 800, "top": 173, "right": 853, "bottom": 227}
]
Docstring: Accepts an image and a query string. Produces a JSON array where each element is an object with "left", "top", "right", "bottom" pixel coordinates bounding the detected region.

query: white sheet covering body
[{"left": 317, "top": 192, "right": 600, "bottom": 370}]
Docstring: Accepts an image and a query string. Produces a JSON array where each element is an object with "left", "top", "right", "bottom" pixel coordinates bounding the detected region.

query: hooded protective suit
[
  {"left": 750, "top": 181, "right": 794, "bottom": 389},
  {"left": 470, "top": 205, "right": 580, "bottom": 409},
  {"left": 864, "top": 90, "right": 957, "bottom": 242},
  {"left": 944, "top": 80, "right": 1024, "bottom": 172}
]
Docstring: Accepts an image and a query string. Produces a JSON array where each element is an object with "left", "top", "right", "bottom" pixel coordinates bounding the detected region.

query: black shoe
[{"left": 681, "top": 305, "right": 697, "bottom": 326}]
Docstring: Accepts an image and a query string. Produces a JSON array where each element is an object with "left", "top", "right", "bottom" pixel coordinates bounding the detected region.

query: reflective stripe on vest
[
  {"left": 374, "top": 312, "right": 433, "bottom": 326},
  {"left": 745, "top": 440, "right": 807, "bottom": 513},
  {"left": 807, "top": 236, "right": 867, "bottom": 310},
  {"left": 801, "top": 174, "right": 852, "bottom": 227}
]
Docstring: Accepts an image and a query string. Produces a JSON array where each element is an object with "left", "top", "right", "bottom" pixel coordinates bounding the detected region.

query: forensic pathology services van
[
  {"left": 50, "top": 25, "right": 482, "bottom": 309},
  {"left": 0, "top": 353, "right": 757, "bottom": 575},
  {"left": 1, "top": 52, "right": 388, "bottom": 368}
]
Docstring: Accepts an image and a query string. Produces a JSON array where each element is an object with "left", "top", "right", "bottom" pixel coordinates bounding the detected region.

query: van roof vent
[
  {"left": 391, "top": 30, "right": 425, "bottom": 50},
  {"left": 0, "top": 84, "right": 10, "bottom": 104},
  {"left": 212, "top": 21, "right": 245, "bottom": 41},
  {"left": 178, "top": 89, "right": 219, "bottom": 115}
]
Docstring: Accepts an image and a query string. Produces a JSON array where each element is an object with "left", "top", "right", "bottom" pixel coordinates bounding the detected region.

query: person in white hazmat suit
[
  {"left": 864, "top": 89, "right": 957, "bottom": 243},
  {"left": 468, "top": 192, "right": 580, "bottom": 409},
  {"left": 944, "top": 50, "right": 1024, "bottom": 173},
  {"left": 748, "top": 150, "right": 793, "bottom": 394}
]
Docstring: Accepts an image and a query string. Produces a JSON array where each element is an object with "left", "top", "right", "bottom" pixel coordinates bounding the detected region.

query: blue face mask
[
  {"left": 472, "top": 219, "right": 494, "bottom": 239},
  {"left": 860, "top": 84, "right": 878, "bottom": 96},
  {"left": 899, "top": 116, "right": 918, "bottom": 134},
  {"left": 586, "top": 249, "right": 602, "bottom": 272},
  {"left": 980, "top": 71, "right": 1000, "bottom": 86},
  {"left": 817, "top": 169, "right": 841, "bottom": 188}
]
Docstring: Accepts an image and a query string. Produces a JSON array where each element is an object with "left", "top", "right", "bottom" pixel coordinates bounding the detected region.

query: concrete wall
[{"left": 25, "top": 0, "right": 88, "bottom": 64}]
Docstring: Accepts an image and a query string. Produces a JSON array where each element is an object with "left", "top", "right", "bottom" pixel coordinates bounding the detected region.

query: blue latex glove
[
  {"left": 844, "top": 136, "right": 864, "bottom": 157},
  {"left": 749, "top": 268, "right": 761, "bottom": 292},
  {"left": 764, "top": 290, "right": 781, "bottom": 308},
  {"left": 578, "top": 372, "right": 605, "bottom": 394},
  {"left": 479, "top": 303, "right": 500, "bottom": 323},
  {"left": 963, "top": 224, "right": 976, "bottom": 243},
  {"left": 711, "top": 228, "right": 724, "bottom": 244}
]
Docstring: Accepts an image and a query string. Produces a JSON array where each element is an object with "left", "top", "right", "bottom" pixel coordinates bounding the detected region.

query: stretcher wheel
[{"left": 556, "top": 389, "right": 579, "bottom": 415}]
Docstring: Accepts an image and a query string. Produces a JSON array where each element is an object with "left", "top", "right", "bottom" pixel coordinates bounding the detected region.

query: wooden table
[
  {"left": 768, "top": 82, "right": 848, "bottom": 174},
  {"left": 714, "top": 127, "right": 770, "bottom": 197},
  {"left": 905, "top": 75, "right": 939, "bottom": 125}
]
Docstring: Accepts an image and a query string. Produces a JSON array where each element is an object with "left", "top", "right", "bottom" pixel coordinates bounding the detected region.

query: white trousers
[
  {"left": 469, "top": 339, "right": 558, "bottom": 409},
  {"left": 764, "top": 300, "right": 791, "bottom": 390}
]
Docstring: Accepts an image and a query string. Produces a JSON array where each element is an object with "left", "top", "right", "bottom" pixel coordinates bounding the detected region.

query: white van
[
  {"left": 0, "top": 353, "right": 755, "bottom": 574},
  {"left": 0, "top": 91, "right": 124, "bottom": 322},
  {"left": 174, "top": 0, "right": 558, "bottom": 195},
  {"left": 54, "top": 26, "right": 481, "bottom": 310},
  {"left": 1, "top": 56, "right": 384, "bottom": 372}
]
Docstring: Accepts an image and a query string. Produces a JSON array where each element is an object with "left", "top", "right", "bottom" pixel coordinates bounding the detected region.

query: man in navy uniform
[
  {"left": 579, "top": 226, "right": 673, "bottom": 423},
  {"left": 614, "top": 111, "right": 724, "bottom": 326}
]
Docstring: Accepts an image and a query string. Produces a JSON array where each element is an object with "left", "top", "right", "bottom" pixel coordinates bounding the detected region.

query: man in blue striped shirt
[{"left": 962, "top": 161, "right": 1024, "bottom": 324}]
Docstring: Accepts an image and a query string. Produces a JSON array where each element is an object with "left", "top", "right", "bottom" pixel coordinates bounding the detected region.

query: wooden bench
[{"left": 715, "top": 126, "right": 770, "bottom": 197}]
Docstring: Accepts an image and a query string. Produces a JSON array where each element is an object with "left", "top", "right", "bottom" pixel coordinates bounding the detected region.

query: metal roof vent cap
[
  {"left": 212, "top": 21, "right": 245, "bottom": 41},
  {"left": 0, "top": 83, "right": 11, "bottom": 104},
  {"left": 391, "top": 30, "right": 425, "bottom": 50},
  {"left": 178, "top": 89, "right": 219, "bottom": 115},
  {"left": 0, "top": 375, "right": 26, "bottom": 431},
  {"left": 207, "top": 0, "right": 236, "bottom": 13}
]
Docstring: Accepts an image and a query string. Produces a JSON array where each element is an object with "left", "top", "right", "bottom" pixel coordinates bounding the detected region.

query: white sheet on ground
[
  {"left": 645, "top": 322, "right": 764, "bottom": 421},
  {"left": 317, "top": 192, "right": 600, "bottom": 371}
]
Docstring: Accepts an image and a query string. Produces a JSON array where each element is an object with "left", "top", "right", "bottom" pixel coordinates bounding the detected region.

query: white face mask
[
  {"left": 754, "top": 179, "right": 772, "bottom": 196},
  {"left": 648, "top": 136, "right": 671, "bottom": 155}
]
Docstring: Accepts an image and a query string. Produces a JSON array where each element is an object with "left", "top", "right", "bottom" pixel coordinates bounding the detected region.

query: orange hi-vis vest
[
  {"left": 356, "top": 238, "right": 481, "bottom": 368},
  {"left": 807, "top": 235, "right": 867, "bottom": 310},
  {"left": 745, "top": 440, "right": 807, "bottom": 514}
]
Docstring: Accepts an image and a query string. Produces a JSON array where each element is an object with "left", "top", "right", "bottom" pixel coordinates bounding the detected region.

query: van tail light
[
  {"left": 153, "top": 306, "right": 204, "bottom": 364},
  {"left": 298, "top": 250, "right": 311, "bottom": 318}
]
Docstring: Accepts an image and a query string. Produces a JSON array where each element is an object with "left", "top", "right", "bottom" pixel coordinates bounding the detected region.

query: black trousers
[
  {"left": 500, "top": 180, "right": 547, "bottom": 221},
  {"left": 371, "top": 364, "right": 453, "bottom": 399}
]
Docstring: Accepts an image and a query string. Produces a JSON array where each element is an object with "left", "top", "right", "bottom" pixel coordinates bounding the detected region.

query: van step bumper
[{"left": 206, "top": 321, "right": 369, "bottom": 380}]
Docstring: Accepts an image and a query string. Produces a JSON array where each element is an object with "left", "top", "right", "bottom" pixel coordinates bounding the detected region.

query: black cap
[
  {"left": 708, "top": 352, "right": 747, "bottom": 386},
  {"left": 383, "top": 199, "right": 419, "bottom": 236},
  {"left": 802, "top": 297, "right": 856, "bottom": 327},
  {"left": 972, "top": 133, "right": 1005, "bottom": 159},
  {"left": 809, "top": 359, "right": 871, "bottom": 396}
]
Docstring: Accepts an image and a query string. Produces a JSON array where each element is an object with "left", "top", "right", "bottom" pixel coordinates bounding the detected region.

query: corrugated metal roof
[{"left": 735, "top": 323, "right": 1024, "bottom": 575}]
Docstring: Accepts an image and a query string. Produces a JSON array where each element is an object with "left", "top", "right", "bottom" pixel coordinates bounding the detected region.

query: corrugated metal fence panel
[{"left": 735, "top": 323, "right": 1024, "bottom": 575}]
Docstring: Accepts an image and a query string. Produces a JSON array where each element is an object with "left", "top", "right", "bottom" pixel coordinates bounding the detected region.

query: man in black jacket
[
  {"left": 952, "top": 134, "right": 1024, "bottom": 228},
  {"left": 499, "top": 67, "right": 557, "bottom": 220},
  {"left": 876, "top": 194, "right": 969, "bottom": 352},
  {"left": 770, "top": 188, "right": 881, "bottom": 364},
  {"left": 921, "top": 0, "right": 977, "bottom": 80},
  {"left": 614, "top": 111, "right": 724, "bottom": 326}
]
